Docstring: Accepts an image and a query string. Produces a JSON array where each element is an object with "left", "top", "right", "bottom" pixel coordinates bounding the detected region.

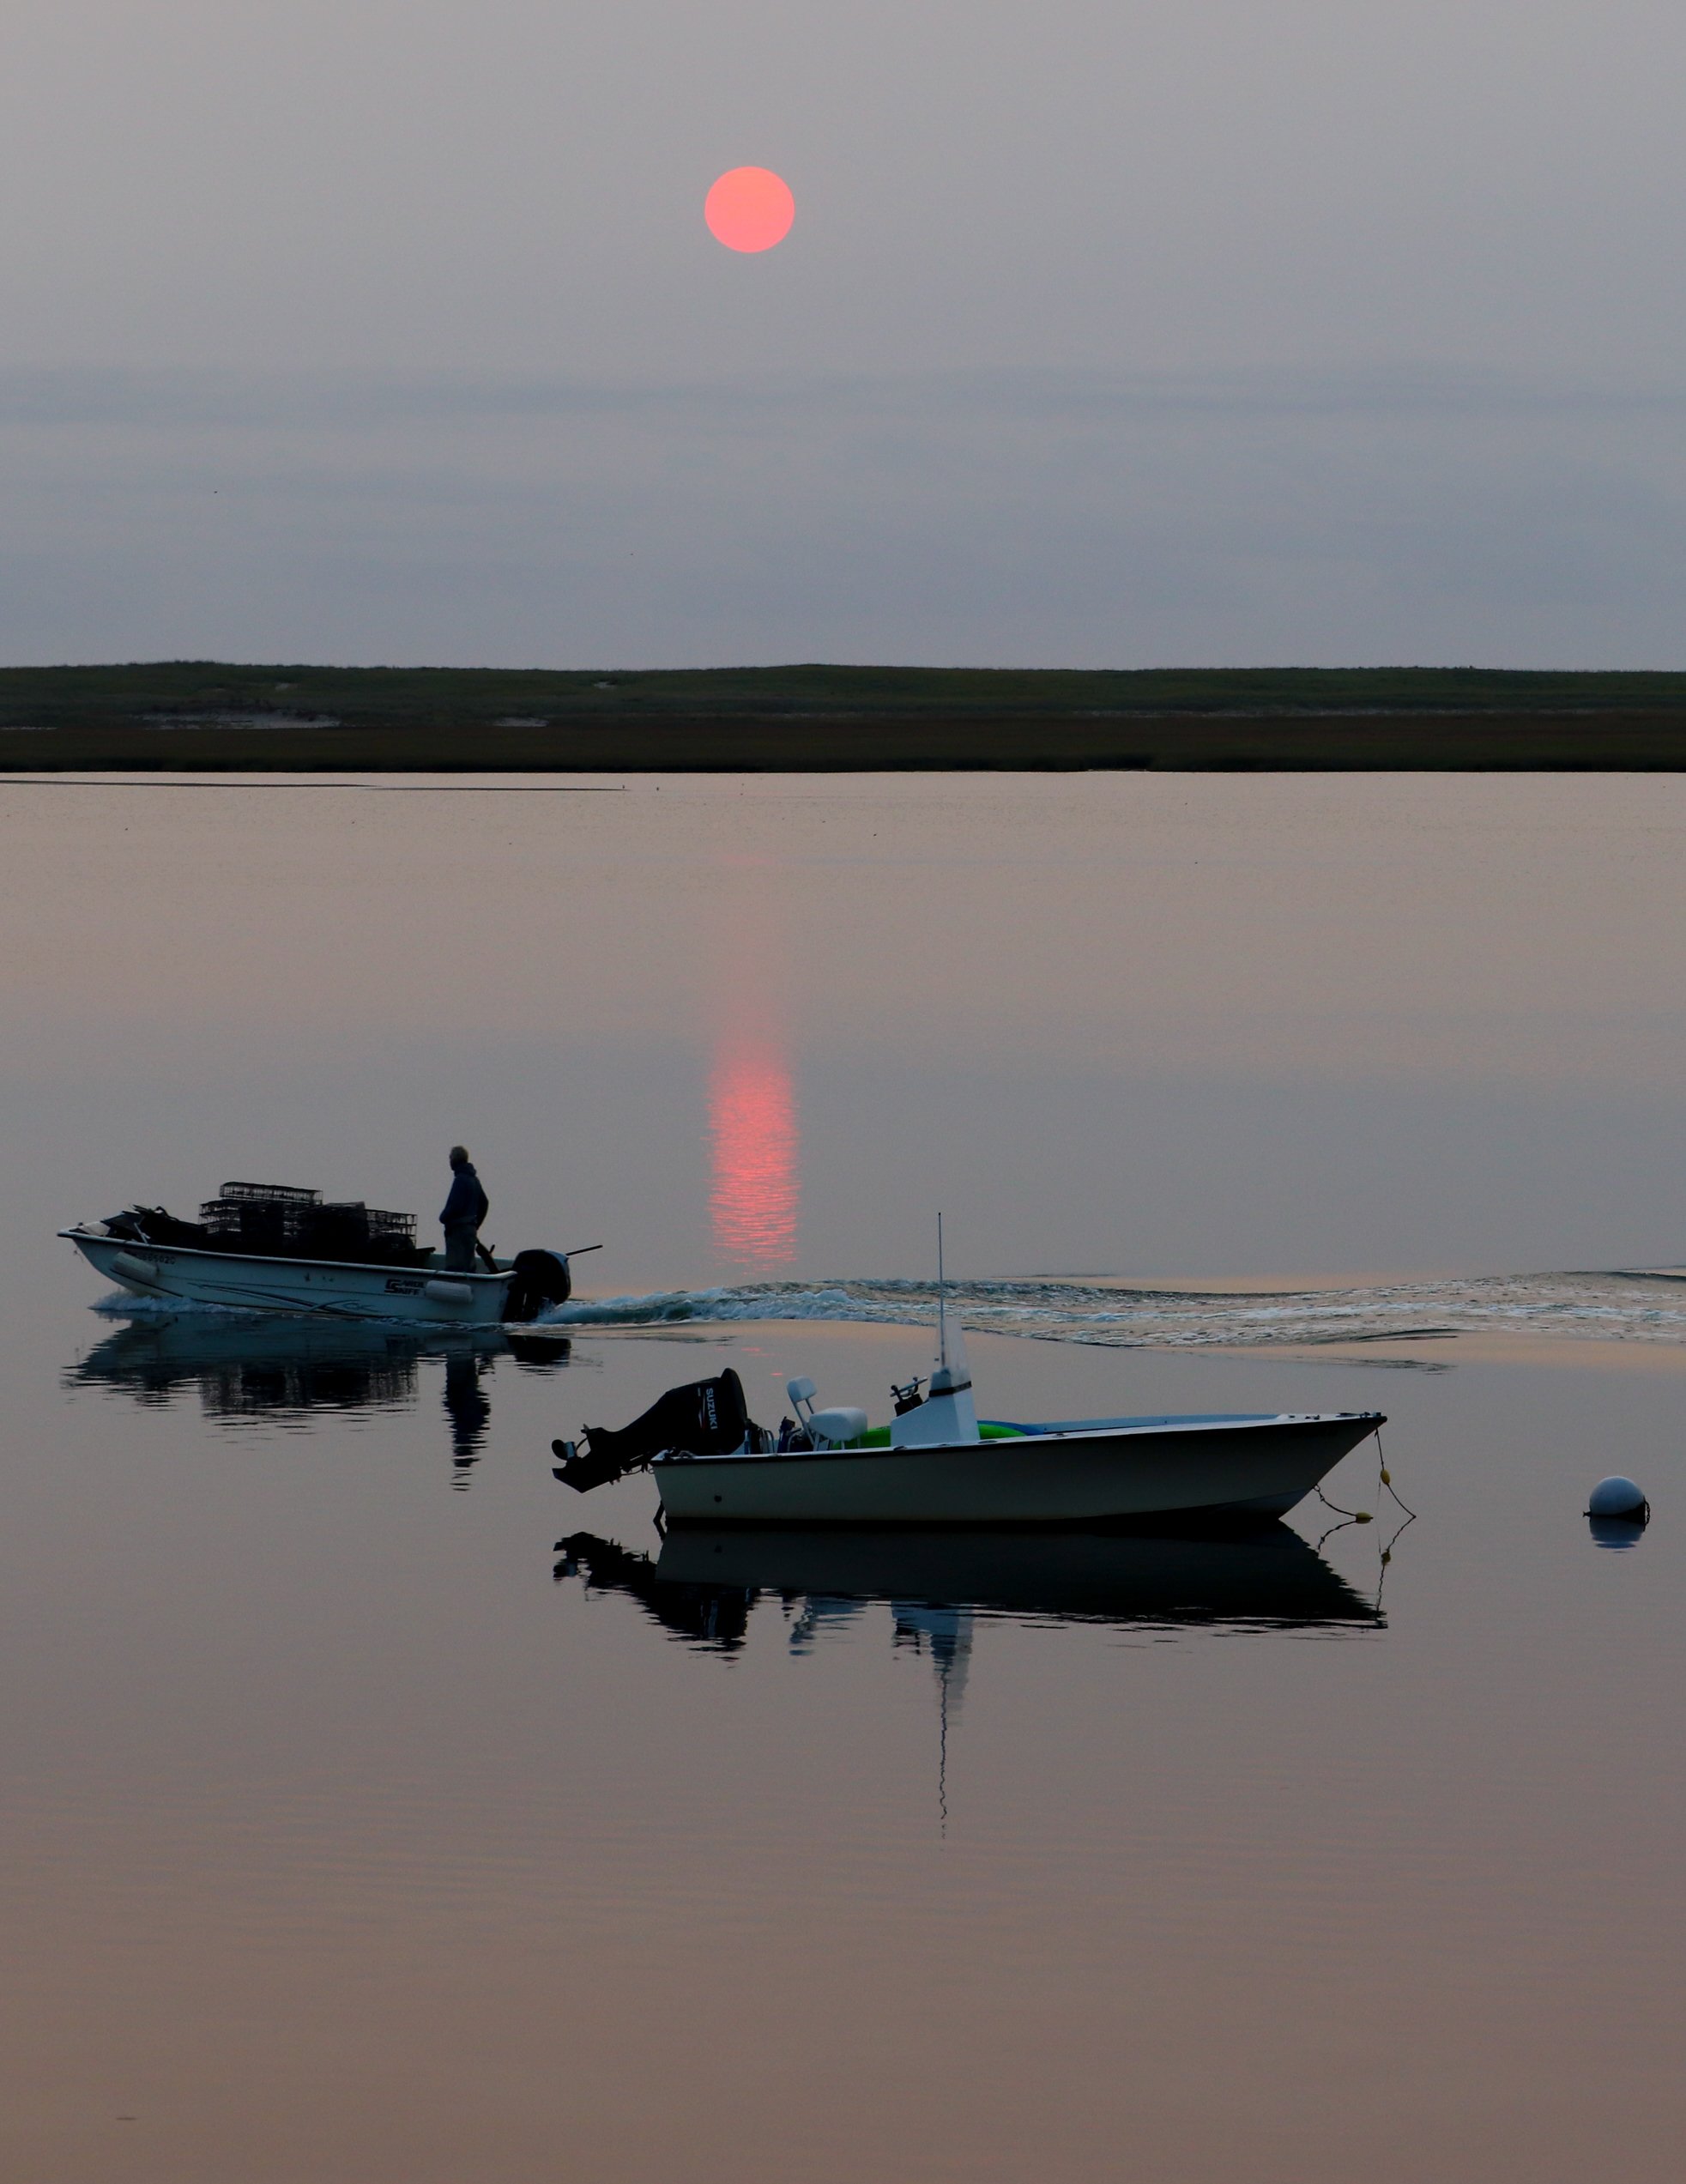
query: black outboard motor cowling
[
  {"left": 553, "top": 1368, "right": 763, "bottom": 1492},
  {"left": 504, "top": 1249, "right": 572, "bottom": 1323},
  {"left": 588, "top": 1367, "right": 753, "bottom": 1461}
]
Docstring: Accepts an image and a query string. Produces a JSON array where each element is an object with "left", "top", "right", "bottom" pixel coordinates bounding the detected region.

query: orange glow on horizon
[
  {"left": 704, "top": 167, "right": 795, "bottom": 253},
  {"left": 710, "top": 1045, "right": 799, "bottom": 1265}
]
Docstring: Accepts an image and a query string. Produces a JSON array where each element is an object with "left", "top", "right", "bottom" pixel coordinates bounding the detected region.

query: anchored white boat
[
  {"left": 649, "top": 1405, "right": 1381, "bottom": 1528},
  {"left": 553, "top": 1271, "right": 1383, "bottom": 1528},
  {"left": 62, "top": 1180, "right": 578, "bottom": 1327}
]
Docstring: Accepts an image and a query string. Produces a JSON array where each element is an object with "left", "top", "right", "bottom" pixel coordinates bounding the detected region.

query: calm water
[{"left": 5, "top": 773, "right": 1686, "bottom": 2181}]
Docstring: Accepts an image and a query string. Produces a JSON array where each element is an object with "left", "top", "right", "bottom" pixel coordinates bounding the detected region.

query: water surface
[{"left": 4, "top": 772, "right": 1685, "bottom": 2181}]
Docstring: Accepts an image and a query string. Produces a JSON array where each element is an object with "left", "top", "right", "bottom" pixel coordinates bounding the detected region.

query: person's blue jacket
[{"left": 440, "top": 1163, "right": 489, "bottom": 1229}]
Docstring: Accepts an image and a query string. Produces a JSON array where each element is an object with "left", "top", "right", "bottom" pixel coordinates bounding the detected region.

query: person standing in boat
[{"left": 440, "top": 1145, "right": 489, "bottom": 1271}]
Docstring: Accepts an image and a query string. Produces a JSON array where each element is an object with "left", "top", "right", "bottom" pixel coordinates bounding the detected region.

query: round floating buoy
[{"left": 1587, "top": 1474, "right": 1649, "bottom": 1520}]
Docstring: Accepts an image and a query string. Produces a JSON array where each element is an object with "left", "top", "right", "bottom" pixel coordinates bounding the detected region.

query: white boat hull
[
  {"left": 62, "top": 1226, "right": 515, "bottom": 1326},
  {"left": 652, "top": 1411, "right": 1381, "bottom": 1528}
]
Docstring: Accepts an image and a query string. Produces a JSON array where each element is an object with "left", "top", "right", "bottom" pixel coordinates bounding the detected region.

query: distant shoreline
[{"left": 5, "top": 662, "right": 1686, "bottom": 771}]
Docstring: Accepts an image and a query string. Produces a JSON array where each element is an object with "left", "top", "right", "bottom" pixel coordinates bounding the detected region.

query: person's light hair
[{"left": 449, "top": 1144, "right": 469, "bottom": 1166}]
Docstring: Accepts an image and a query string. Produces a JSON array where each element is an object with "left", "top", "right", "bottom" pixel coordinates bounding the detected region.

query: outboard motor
[
  {"left": 504, "top": 1249, "right": 572, "bottom": 1324},
  {"left": 553, "top": 1368, "right": 763, "bottom": 1492}
]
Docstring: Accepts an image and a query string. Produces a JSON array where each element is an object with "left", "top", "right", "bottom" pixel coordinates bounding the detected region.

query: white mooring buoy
[{"left": 1586, "top": 1475, "right": 1649, "bottom": 1521}]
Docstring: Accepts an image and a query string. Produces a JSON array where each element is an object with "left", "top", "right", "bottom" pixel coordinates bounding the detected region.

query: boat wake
[
  {"left": 94, "top": 1291, "right": 259, "bottom": 1321},
  {"left": 537, "top": 1269, "right": 1686, "bottom": 1350}
]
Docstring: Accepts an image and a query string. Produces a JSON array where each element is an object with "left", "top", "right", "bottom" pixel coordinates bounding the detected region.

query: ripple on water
[{"left": 539, "top": 1268, "right": 1686, "bottom": 1348}]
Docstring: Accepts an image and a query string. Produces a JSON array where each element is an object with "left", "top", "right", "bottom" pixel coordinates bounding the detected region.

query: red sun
[{"left": 705, "top": 166, "right": 795, "bottom": 253}]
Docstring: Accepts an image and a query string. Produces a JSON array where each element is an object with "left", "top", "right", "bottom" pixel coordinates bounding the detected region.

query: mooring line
[{"left": 1314, "top": 1424, "right": 1418, "bottom": 1595}]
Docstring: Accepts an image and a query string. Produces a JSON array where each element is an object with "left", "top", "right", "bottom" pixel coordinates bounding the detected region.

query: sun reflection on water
[{"left": 710, "top": 1044, "right": 799, "bottom": 1265}]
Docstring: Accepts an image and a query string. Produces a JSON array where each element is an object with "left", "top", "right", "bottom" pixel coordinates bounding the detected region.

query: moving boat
[
  {"left": 553, "top": 1286, "right": 1383, "bottom": 1529},
  {"left": 61, "top": 1180, "right": 577, "bottom": 1327}
]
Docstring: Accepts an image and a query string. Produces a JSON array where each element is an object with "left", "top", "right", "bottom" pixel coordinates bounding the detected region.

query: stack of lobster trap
[{"left": 199, "top": 1183, "right": 420, "bottom": 1264}]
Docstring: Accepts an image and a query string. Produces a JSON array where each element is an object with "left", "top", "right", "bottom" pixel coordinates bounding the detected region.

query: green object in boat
[{"left": 855, "top": 1420, "right": 1025, "bottom": 1449}]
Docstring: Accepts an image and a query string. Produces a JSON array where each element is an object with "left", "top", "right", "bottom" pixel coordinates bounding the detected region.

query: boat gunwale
[{"left": 651, "top": 1410, "right": 1385, "bottom": 1471}]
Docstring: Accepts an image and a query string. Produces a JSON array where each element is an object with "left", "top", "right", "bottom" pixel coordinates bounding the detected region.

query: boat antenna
[{"left": 937, "top": 1210, "right": 946, "bottom": 1370}]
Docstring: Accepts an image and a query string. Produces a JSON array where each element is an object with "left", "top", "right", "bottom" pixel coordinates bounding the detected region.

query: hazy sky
[{"left": 3, "top": 0, "right": 1683, "bottom": 667}]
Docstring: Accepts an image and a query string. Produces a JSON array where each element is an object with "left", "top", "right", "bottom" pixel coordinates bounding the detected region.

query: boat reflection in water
[
  {"left": 554, "top": 1523, "right": 1381, "bottom": 1658},
  {"left": 69, "top": 1312, "right": 573, "bottom": 1485},
  {"left": 556, "top": 1525, "right": 1381, "bottom": 1822}
]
